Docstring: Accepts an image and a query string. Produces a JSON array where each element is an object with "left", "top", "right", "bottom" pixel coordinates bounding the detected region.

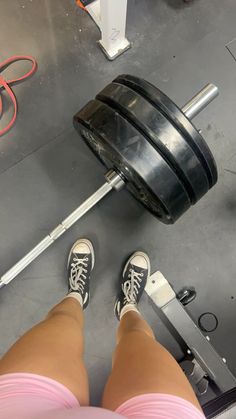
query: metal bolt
[
  {"left": 206, "top": 336, "right": 210, "bottom": 341},
  {"left": 222, "top": 358, "right": 227, "bottom": 364},
  {"left": 187, "top": 349, "right": 192, "bottom": 355}
]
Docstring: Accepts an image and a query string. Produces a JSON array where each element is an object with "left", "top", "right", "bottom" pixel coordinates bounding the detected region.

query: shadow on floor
[{"left": 160, "top": 0, "right": 195, "bottom": 10}]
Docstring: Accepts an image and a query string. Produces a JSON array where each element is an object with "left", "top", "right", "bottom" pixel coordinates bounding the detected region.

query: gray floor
[{"left": 1, "top": 0, "right": 236, "bottom": 406}]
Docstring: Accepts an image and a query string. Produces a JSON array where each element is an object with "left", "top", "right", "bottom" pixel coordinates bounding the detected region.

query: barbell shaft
[
  {"left": 0, "top": 184, "right": 113, "bottom": 287},
  {"left": 0, "top": 172, "right": 123, "bottom": 288},
  {"left": 0, "top": 84, "right": 218, "bottom": 288}
]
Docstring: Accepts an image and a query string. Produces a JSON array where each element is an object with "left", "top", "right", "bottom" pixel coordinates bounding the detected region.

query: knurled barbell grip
[{"left": 0, "top": 84, "right": 218, "bottom": 288}]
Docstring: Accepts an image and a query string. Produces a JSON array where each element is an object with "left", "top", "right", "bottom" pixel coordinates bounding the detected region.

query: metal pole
[
  {"left": 182, "top": 83, "right": 219, "bottom": 120},
  {"left": 86, "top": 0, "right": 131, "bottom": 60},
  {"left": 0, "top": 84, "right": 219, "bottom": 289},
  {"left": 98, "top": 0, "right": 130, "bottom": 60},
  {"left": 0, "top": 171, "right": 124, "bottom": 288}
]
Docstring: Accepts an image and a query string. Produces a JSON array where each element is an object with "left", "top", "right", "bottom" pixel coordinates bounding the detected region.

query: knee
[
  {"left": 117, "top": 328, "right": 155, "bottom": 348},
  {"left": 47, "top": 301, "right": 83, "bottom": 325},
  {"left": 118, "top": 322, "right": 155, "bottom": 343}
]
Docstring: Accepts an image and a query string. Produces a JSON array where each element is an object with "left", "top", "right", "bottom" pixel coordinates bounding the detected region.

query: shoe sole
[
  {"left": 67, "top": 238, "right": 95, "bottom": 270},
  {"left": 122, "top": 251, "right": 151, "bottom": 278}
]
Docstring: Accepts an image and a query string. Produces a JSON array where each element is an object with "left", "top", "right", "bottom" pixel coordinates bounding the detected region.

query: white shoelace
[
  {"left": 69, "top": 255, "right": 89, "bottom": 294},
  {"left": 122, "top": 269, "right": 144, "bottom": 304}
]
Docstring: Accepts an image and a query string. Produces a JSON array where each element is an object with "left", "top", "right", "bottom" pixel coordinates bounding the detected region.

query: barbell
[{"left": 0, "top": 75, "right": 218, "bottom": 288}]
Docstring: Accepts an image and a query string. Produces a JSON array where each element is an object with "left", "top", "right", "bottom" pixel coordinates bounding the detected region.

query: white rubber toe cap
[{"left": 123, "top": 251, "right": 150, "bottom": 275}]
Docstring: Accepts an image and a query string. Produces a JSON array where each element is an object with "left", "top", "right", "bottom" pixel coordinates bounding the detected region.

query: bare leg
[
  {"left": 102, "top": 311, "right": 202, "bottom": 412},
  {"left": 0, "top": 297, "right": 89, "bottom": 405},
  {"left": 0, "top": 238, "right": 95, "bottom": 405}
]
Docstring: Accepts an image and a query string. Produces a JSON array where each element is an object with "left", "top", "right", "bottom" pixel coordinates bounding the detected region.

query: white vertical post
[
  {"left": 98, "top": 0, "right": 130, "bottom": 60},
  {"left": 86, "top": 0, "right": 101, "bottom": 27}
]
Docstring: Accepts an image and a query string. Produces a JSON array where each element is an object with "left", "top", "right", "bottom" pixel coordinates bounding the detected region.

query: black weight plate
[
  {"left": 97, "top": 82, "right": 210, "bottom": 205},
  {"left": 114, "top": 74, "right": 218, "bottom": 188},
  {"left": 74, "top": 99, "right": 191, "bottom": 224}
]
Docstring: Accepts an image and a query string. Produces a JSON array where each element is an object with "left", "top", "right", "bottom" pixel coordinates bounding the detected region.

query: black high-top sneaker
[
  {"left": 67, "top": 239, "right": 95, "bottom": 309},
  {"left": 115, "top": 251, "right": 150, "bottom": 320}
]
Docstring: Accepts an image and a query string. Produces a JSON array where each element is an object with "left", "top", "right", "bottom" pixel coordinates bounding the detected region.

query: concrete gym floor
[{"left": 1, "top": 0, "right": 236, "bottom": 405}]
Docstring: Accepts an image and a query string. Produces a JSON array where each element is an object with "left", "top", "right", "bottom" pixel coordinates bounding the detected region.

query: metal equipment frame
[
  {"left": 85, "top": 0, "right": 130, "bottom": 60},
  {"left": 145, "top": 271, "right": 236, "bottom": 396}
]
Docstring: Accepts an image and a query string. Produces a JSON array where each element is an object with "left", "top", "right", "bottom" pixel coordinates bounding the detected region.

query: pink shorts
[{"left": 0, "top": 373, "right": 206, "bottom": 419}]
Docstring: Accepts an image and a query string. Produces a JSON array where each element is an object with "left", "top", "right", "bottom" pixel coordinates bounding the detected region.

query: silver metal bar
[
  {"left": 182, "top": 83, "right": 219, "bottom": 120},
  {"left": 145, "top": 272, "right": 236, "bottom": 393},
  {"left": 0, "top": 172, "right": 123, "bottom": 288},
  {"left": 0, "top": 84, "right": 219, "bottom": 289}
]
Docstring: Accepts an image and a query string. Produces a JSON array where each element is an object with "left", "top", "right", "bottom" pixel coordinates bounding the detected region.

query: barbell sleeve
[{"left": 182, "top": 83, "right": 219, "bottom": 120}]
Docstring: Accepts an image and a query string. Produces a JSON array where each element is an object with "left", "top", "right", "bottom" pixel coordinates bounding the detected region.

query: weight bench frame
[{"left": 145, "top": 272, "right": 236, "bottom": 398}]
